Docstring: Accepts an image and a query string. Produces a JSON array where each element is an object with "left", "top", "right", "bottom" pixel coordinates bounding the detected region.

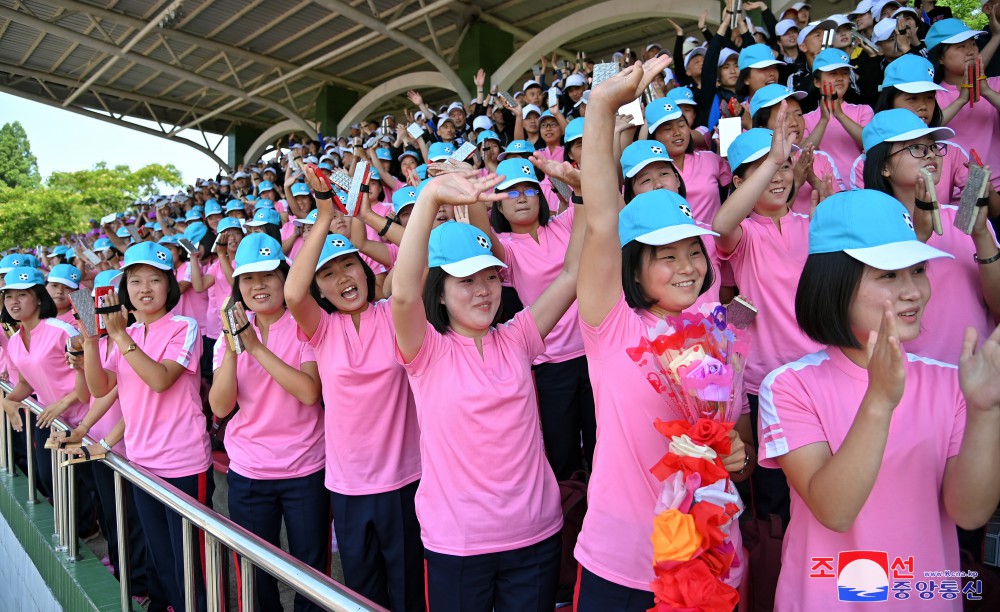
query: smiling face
[
  {"left": 636, "top": 238, "right": 708, "bottom": 313},
  {"left": 746, "top": 66, "right": 780, "bottom": 95},
  {"left": 125, "top": 265, "right": 169, "bottom": 317},
  {"left": 46, "top": 281, "right": 71, "bottom": 313},
  {"left": 314, "top": 254, "right": 369, "bottom": 314},
  {"left": 3, "top": 288, "right": 39, "bottom": 322},
  {"left": 780, "top": 28, "right": 800, "bottom": 50},
  {"left": 883, "top": 135, "right": 944, "bottom": 189},
  {"left": 441, "top": 267, "right": 502, "bottom": 336},
  {"left": 738, "top": 156, "right": 795, "bottom": 211},
  {"left": 765, "top": 97, "right": 805, "bottom": 144},
  {"left": 654, "top": 117, "right": 692, "bottom": 158},
  {"left": 632, "top": 161, "right": 682, "bottom": 196},
  {"left": 238, "top": 269, "right": 285, "bottom": 316},
  {"left": 539, "top": 117, "right": 562, "bottom": 145},
  {"left": 850, "top": 262, "right": 930, "bottom": 345}
]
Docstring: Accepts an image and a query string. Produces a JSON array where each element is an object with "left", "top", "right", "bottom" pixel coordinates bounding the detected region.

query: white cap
[
  {"left": 872, "top": 0, "right": 901, "bottom": 20},
  {"left": 776, "top": 19, "right": 799, "bottom": 37},
  {"left": 797, "top": 19, "right": 835, "bottom": 46},
  {"left": 522, "top": 104, "right": 542, "bottom": 118},
  {"left": 565, "top": 73, "right": 586, "bottom": 89},
  {"left": 574, "top": 90, "right": 590, "bottom": 108},
  {"left": 848, "top": 0, "right": 874, "bottom": 16},
  {"left": 684, "top": 47, "right": 707, "bottom": 68},
  {"left": 891, "top": 6, "right": 918, "bottom": 19},
  {"left": 472, "top": 115, "right": 493, "bottom": 132},
  {"left": 682, "top": 36, "right": 701, "bottom": 55},
  {"left": 791, "top": 2, "right": 811, "bottom": 10},
  {"left": 872, "top": 18, "right": 897, "bottom": 42},
  {"left": 828, "top": 14, "right": 852, "bottom": 28},
  {"left": 718, "top": 48, "right": 739, "bottom": 67},
  {"left": 646, "top": 42, "right": 662, "bottom": 52},
  {"left": 522, "top": 79, "right": 543, "bottom": 91},
  {"left": 447, "top": 101, "right": 465, "bottom": 114}
]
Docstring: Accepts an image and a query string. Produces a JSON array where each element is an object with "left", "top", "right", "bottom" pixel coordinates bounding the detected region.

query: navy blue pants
[
  {"left": 227, "top": 469, "right": 329, "bottom": 612},
  {"left": 331, "top": 480, "right": 425, "bottom": 612},
  {"left": 33, "top": 424, "right": 98, "bottom": 533},
  {"left": 424, "top": 532, "right": 561, "bottom": 612},
  {"left": 533, "top": 356, "right": 597, "bottom": 480},
  {"left": 574, "top": 566, "right": 653, "bottom": 612},
  {"left": 747, "top": 393, "right": 790, "bottom": 522},
  {"left": 132, "top": 469, "right": 214, "bottom": 612}
]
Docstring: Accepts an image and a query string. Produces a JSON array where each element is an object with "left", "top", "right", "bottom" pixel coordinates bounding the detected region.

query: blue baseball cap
[
  {"left": 51, "top": 245, "right": 70, "bottom": 257},
  {"left": 115, "top": 226, "right": 131, "bottom": 239},
  {"left": 728, "top": 128, "right": 774, "bottom": 172},
  {"left": 204, "top": 199, "right": 223, "bottom": 216},
  {"left": 232, "top": 234, "right": 285, "bottom": 277},
  {"left": 645, "top": 98, "right": 683, "bottom": 134},
  {"left": 158, "top": 235, "right": 180, "bottom": 246},
  {"left": 319, "top": 162, "right": 334, "bottom": 171},
  {"left": 925, "top": 18, "right": 981, "bottom": 51},
  {"left": 667, "top": 87, "right": 697, "bottom": 106},
  {"left": 880, "top": 54, "right": 946, "bottom": 93},
  {"left": 813, "top": 48, "right": 853, "bottom": 73},
  {"left": 225, "top": 201, "right": 245, "bottom": 213},
  {"left": 123, "top": 242, "right": 173, "bottom": 271},
  {"left": 428, "top": 221, "right": 506, "bottom": 276},
  {"left": 398, "top": 149, "right": 422, "bottom": 163},
  {"left": 3, "top": 267, "right": 45, "bottom": 290},
  {"left": 415, "top": 164, "right": 428, "bottom": 180},
  {"left": 749, "top": 84, "right": 807, "bottom": 119},
  {"left": 477, "top": 130, "right": 501, "bottom": 145},
  {"left": 290, "top": 183, "right": 311, "bottom": 197},
  {"left": 254, "top": 198, "right": 275, "bottom": 210},
  {"left": 498, "top": 140, "right": 535, "bottom": 161},
  {"left": 564, "top": 117, "right": 585, "bottom": 144},
  {"left": 375, "top": 148, "right": 392, "bottom": 161},
  {"left": 294, "top": 209, "right": 319, "bottom": 226},
  {"left": 496, "top": 158, "right": 540, "bottom": 190},
  {"left": 621, "top": 140, "right": 674, "bottom": 179},
  {"left": 861, "top": 109, "right": 954, "bottom": 153},
  {"left": 618, "top": 190, "right": 717, "bottom": 248},
  {"left": 810, "top": 190, "right": 952, "bottom": 269},
  {"left": 738, "top": 44, "right": 784, "bottom": 71},
  {"left": 184, "top": 209, "right": 202, "bottom": 221},
  {"left": 184, "top": 222, "right": 209, "bottom": 247},
  {"left": 257, "top": 180, "right": 276, "bottom": 194},
  {"left": 316, "top": 234, "right": 359, "bottom": 271},
  {"left": 392, "top": 186, "right": 420, "bottom": 215},
  {"left": 92, "top": 270, "right": 122, "bottom": 294},
  {"left": 0, "top": 254, "right": 28, "bottom": 273},
  {"left": 428, "top": 142, "right": 455, "bottom": 162},
  {"left": 246, "top": 208, "right": 282, "bottom": 227},
  {"left": 93, "top": 238, "right": 114, "bottom": 253},
  {"left": 370, "top": 168, "right": 381, "bottom": 181},
  {"left": 216, "top": 217, "right": 245, "bottom": 235},
  {"left": 47, "top": 264, "right": 82, "bottom": 289}
]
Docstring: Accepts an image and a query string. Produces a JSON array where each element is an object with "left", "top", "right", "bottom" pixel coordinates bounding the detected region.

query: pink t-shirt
[
  {"left": 803, "top": 103, "right": 873, "bottom": 187},
  {"left": 213, "top": 309, "right": 325, "bottom": 480},
  {"left": 103, "top": 315, "right": 211, "bottom": 478},
  {"left": 535, "top": 144, "right": 565, "bottom": 211},
  {"left": 850, "top": 141, "right": 969, "bottom": 205},
  {"left": 176, "top": 262, "right": 209, "bottom": 335},
  {"left": 499, "top": 206, "right": 583, "bottom": 364},
  {"left": 56, "top": 310, "right": 76, "bottom": 325},
  {"left": 759, "top": 349, "right": 964, "bottom": 612},
  {"left": 280, "top": 221, "right": 305, "bottom": 261},
  {"left": 576, "top": 295, "right": 744, "bottom": 591},
  {"left": 718, "top": 211, "right": 823, "bottom": 394},
  {"left": 6, "top": 318, "right": 87, "bottom": 427},
  {"left": 792, "top": 150, "right": 844, "bottom": 216},
  {"left": 936, "top": 77, "right": 1000, "bottom": 189},
  {"left": 397, "top": 309, "right": 563, "bottom": 555},
  {"left": 302, "top": 299, "right": 420, "bottom": 494},
  {"left": 201, "top": 260, "right": 228, "bottom": 340},
  {"left": 676, "top": 151, "right": 732, "bottom": 224},
  {"left": 90, "top": 339, "right": 126, "bottom": 456},
  {"left": 905, "top": 205, "right": 996, "bottom": 364}
]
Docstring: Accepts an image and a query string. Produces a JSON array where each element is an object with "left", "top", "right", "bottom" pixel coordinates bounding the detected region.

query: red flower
[
  {"left": 653, "top": 419, "right": 691, "bottom": 440},
  {"left": 689, "top": 502, "right": 732, "bottom": 549},
  {"left": 700, "top": 545, "right": 736, "bottom": 579},
  {"left": 687, "top": 419, "right": 733, "bottom": 455},
  {"left": 649, "top": 558, "right": 740, "bottom": 612},
  {"left": 650, "top": 454, "right": 729, "bottom": 486}
]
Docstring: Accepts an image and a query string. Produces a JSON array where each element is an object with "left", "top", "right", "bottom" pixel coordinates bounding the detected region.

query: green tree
[
  {"left": 938, "top": 0, "right": 989, "bottom": 30},
  {"left": 0, "top": 121, "right": 41, "bottom": 189}
]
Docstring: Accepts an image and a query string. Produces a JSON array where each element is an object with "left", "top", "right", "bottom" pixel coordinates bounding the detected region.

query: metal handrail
[{"left": 1, "top": 379, "right": 385, "bottom": 612}]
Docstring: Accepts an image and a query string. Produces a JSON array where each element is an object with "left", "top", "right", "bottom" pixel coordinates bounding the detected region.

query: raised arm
[{"left": 284, "top": 166, "right": 336, "bottom": 339}]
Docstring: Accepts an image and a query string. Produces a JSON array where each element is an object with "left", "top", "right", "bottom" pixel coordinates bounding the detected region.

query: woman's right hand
[
  {"left": 768, "top": 101, "right": 794, "bottom": 164},
  {"left": 427, "top": 173, "right": 509, "bottom": 208},
  {"left": 590, "top": 56, "right": 672, "bottom": 110},
  {"left": 2, "top": 398, "right": 24, "bottom": 432},
  {"left": 865, "top": 302, "right": 906, "bottom": 410}
]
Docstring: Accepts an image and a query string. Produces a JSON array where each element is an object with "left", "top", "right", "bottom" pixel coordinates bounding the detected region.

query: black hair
[
  {"left": 795, "top": 251, "right": 866, "bottom": 349},
  {"left": 117, "top": 265, "right": 181, "bottom": 313},
  {"left": 861, "top": 141, "right": 896, "bottom": 197},
  {"left": 621, "top": 238, "right": 715, "bottom": 309},
  {"left": 652, "top": 116, "right": 697, "bottom": 155},
  {"left": 928, "top": 45, "right": 945, "bottom": 84},
  {"left": 49, "top": 254, "right": 68, "bottom": 266},
  {"left": 736, "top": 68, "right": 752, "bottom": 102},
  {"left": 624, "top": 161, "right": 689, "bottom": 203},
  {"left": 0, "top": 285, "right": 58, "bottom": 324},
  {"left": 309, "top": 253, "right": 376, "bottom": 314},
  {"left": 490, "top": 182, "right": 551, "bottom": 233},
  {"left": 873, "top": 87, "right": 943, "bottom": 127},
  {"left": 751, "top": 105, "right": 775, "bottom": 129},
  {"left": 423, "top": 266, "right": 505, "bottom": 334},
  {"left": 230, "top": 261, "right": 291, "bottom": 310},
  {"left": 564, "top": 139, "right": 581, "bottom": 164},
  {"left": 250, "top": 223, "right": 283, "bottom": 245}
]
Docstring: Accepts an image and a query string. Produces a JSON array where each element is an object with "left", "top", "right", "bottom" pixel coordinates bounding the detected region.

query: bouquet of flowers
[{"left": 626, "top": 304, "right": 750, "bottom": 612}]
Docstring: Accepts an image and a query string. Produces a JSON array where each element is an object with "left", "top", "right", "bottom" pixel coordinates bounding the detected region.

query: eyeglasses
[
  {"left": 503, "top": 188, "right": 539, "bottom": 198},
  {"left": 539, "top": 122, "right": 559, "bottom": 129},
  {"left": 889, "top": 142, "right": 948, "bottom": 158}
]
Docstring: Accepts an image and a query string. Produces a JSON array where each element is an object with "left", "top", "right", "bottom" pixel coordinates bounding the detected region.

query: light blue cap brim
[
  {"left": 232, "top": 258, "right": 282, "bottom": 277},
  {"left": 844, "top": 241, "right": 952, "bottom": 269},
  {"left": 440, "top": 254, "right": 507, "bottom": 277},
  {"left": 632, "top": 224, "right": 719, "bottom": 247}
]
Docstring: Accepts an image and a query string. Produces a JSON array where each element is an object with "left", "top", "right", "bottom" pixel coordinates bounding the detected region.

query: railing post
[
  {"left": 53, "top": 439, "right": 66, "bottom": 550},
  {"left": 25, "top": 409, "right": 36, "bottom": 502},
  {"left": 5, "top": 413, "right": 12, "bottom": 477},
  {"left": 0, "top": 399, "right": 7, "bottom": 474},
  {"left": 205, "top": 532, "right": 222, "bottom": 611},
  {"left": 240, "top": 556, "right": 255, "bottom": 612},
  {"left": 183, "top": 517, "right": 197, "bottom": 612},
  {"left": 114, "top": 471, "right": 132, "bottom": 612},
  {"left": 66, "top": 459, "right": 78, "bottom": 561}
]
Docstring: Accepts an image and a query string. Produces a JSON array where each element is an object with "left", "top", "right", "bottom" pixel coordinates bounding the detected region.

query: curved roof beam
[
  {"left": 0, "top": 5, "right": 315, "bottom": 135},
  {"left": 491, "top": 0, "right": 718, "bottom": 90},
  {"left": 243, "top": 119, "right": 303, "bottom": 167},
  {"left": 312, "top": 0, "right": 470, "bottom": 103},
  {"left": 336, "top": 71, "right": 456, "bottom": 135}
]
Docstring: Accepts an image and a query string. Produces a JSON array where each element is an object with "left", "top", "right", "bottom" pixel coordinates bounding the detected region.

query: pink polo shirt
[
  {"left": 498, "top": 206, "right": 583, "bottom": 364},
  {"left": 792, "top": 150, "right": 844, "bottom": 216},
  {"left": 759, "top": 349, "right": 964, "bottom": 611},
  {"left": 90, "top": 339, "right": 126, "bottom": 456},
  {"left": 301, "top": 299, "right": 420, "bottom": 494},
  {"left": 936, "top": 77, "right": 1000, "bottom": 189},
  {"left": 176, "top": 262, "right": 209, "bottom": 335},
  {"left": 850, "top": 141, "right": 969, "bottom": 205},
  {"left": 213, "top": 309, "right": 325, "bottom": 480},
  {"left": 280, "top": 222, "right": 305, "bottom": 261},
  {"left": 397, "top": 309, "right": 563, "bottom": 555},
  {"left": 803, "top": 103, "right": 873, "bottom": 187},
  {"left": 6, "top": 318, "right": 87, "bottom": 427},
  {"left": 676, "top": 151, "right": 732, "bottom": 224},
  {"left": 103, "top": 315, "right": 211, "bottom": 478},
  {"left": 575, "top": 295, "right": 744, "bottom": 591},
  {"left": 56, "top": 310, "right": 76, "bottom": 325},
  {"left": 203, "top": 260, "right": 228, "bottom": 340},
  {"left": 718, "top": 211, "right": 822, "bottom": 394},
  {"left": 905, "top": 205, "right": 996, "bottom": 364}
]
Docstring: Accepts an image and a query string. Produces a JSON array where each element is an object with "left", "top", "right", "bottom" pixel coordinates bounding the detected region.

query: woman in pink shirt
[
  {"left": 46, "top": 263, "right": 82, "bottom": 325},
  {"left": 392, "top": 168, "right": 584, "bottom": 611},
  {"left": 861, "top": 109, "right": 1000, "bottom": 365},
  {"left": 209, "top": 233, "right": 327, "bottom": 612},
  {"left": 536, "top": 111, "right": 565, "bottom": 211},
  {"left": 191, "top": 218, "right": 243, "bottom": 383},
  {"left": 286, "top": 167, "right": 424, "bottom": 612},
  {"left": 573, "top": 61, "right": 748, "bottom": 611},
  {"left": 759, "top": 189, "right": 1000, "bottom": 611},
  {"left": 77, "top": 242, "right": 213, "bottom": 612}
]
